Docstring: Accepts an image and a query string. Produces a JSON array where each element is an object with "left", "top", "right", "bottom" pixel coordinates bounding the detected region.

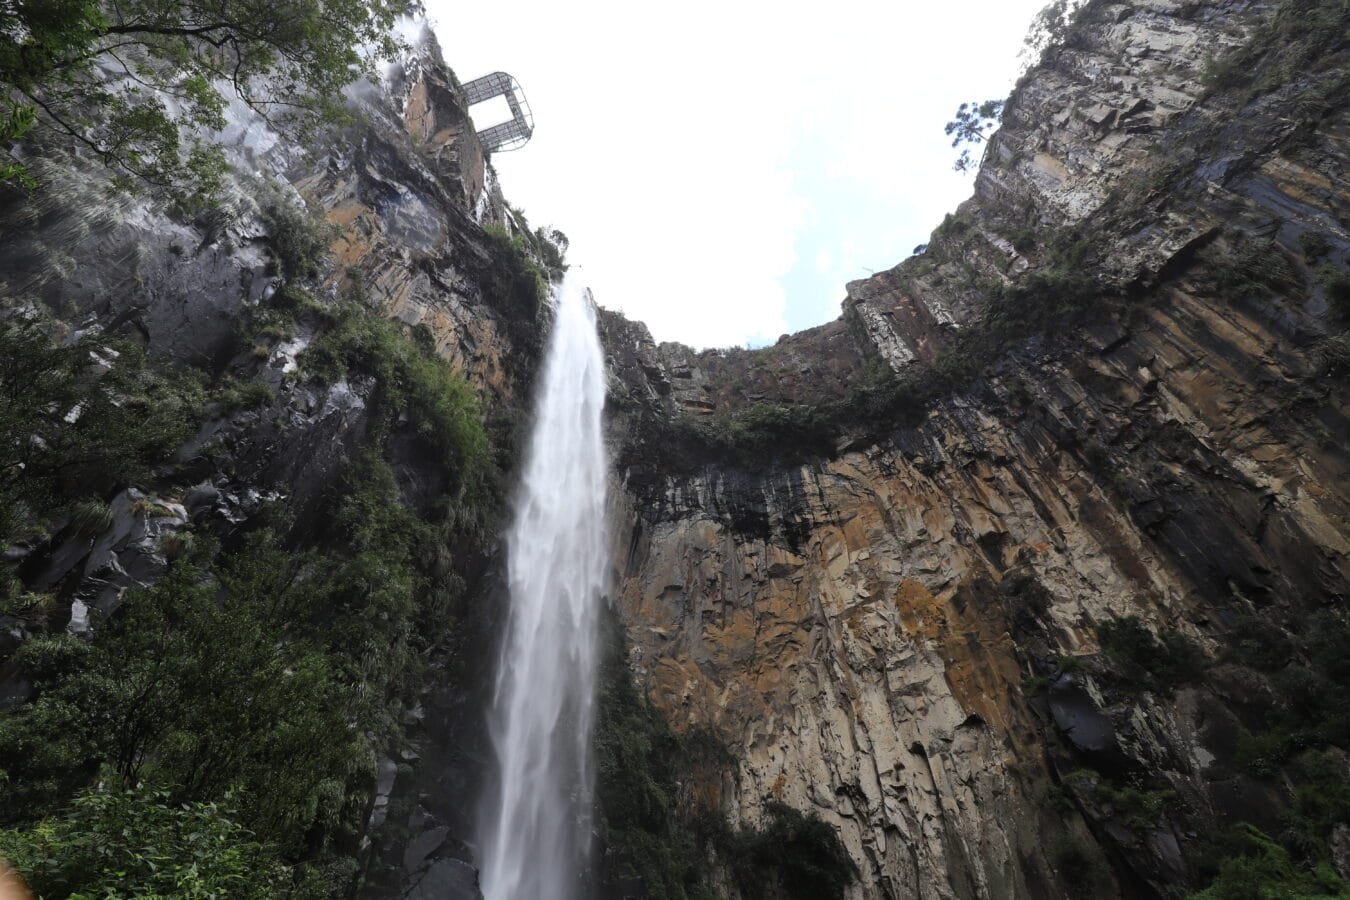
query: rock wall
[
  {"left": 2, "top": 1, "right": 1347, "bottom": 897},
  {"left": 601, "top": 1, "right": 1349, "bottom": 896},
  {"left": 0, "top": 16, "right": 545, "bottom": 898}
]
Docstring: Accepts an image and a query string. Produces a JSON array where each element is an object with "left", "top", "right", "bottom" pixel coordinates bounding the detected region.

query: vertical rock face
[
  {"left": 3, "top": 1, "right": 1346, "bottom": 897},
  {"left": 0, "top": 17, "right": 547, "bottom": 898},
  {"left": 601, "top": 1, "right": 1349, "bottom": 896}
]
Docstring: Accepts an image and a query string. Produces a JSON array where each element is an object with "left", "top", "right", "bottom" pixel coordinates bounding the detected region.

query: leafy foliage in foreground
[
  {"left": 0, "top": 0, "right": 402, "bottom": 199},
  {"left": 0, "top": 288, "right": 495, "bottom": 895},
  {"left": 0, "top": 785, "right": 287, "bottom": 899}
]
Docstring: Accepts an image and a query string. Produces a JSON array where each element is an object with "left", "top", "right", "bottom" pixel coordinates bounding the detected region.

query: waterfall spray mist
[{"left": 479, "top": 273, "right": 608, "bottom": 900}]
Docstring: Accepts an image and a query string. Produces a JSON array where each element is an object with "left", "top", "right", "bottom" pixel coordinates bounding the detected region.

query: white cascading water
[{"left": 480, "top": 272, "right": 608, "bottom": 900}]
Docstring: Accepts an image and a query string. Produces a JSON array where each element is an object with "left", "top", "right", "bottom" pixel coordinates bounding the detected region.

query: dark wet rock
[
  {"left": 1049, "top": 679, "right": 1119, "bottom": 755},
  {"left": 402, "top": 858, "right": 481, "bottom": 900},
  {"left": 402, "top": 826, "right": 449, "bottom": 874}
]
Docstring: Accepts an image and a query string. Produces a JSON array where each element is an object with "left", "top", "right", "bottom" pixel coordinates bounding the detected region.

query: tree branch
[{"left": 104, "top": 21, "right": 237, "bottom": 38}]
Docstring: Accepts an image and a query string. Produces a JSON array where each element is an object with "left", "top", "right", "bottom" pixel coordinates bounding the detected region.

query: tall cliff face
[
  {"left": 601, "top": 1, "right": 1349, "bottom": 896},
  {"left": 1, "top": 1, "right": 1346, "bottom": 898},
  {"left": 0, "top": 17, "right": 554, "bottom": 898}
]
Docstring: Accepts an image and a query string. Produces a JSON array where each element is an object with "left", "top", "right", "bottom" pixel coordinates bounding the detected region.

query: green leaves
[
  {"left": 1192, "top": 823, "right": 1347, "bottom": 900},
  {"left": 1, "top": 0, "right": 404, "bottom": 200},
  {"left": 0, "top": 319, "right": 206, "bottom": 545},
  {"left": 1096, "top": 615, "right": 1207, "bottom": 697},
  {"left": 723, "top": 802, "right": 857, "bottom": 900},
  {"left": 0, "top": 784, "right": 288, "bottom": 899},
  {"left": 300, "top": 296, "right": 495, "bottom": 528},
  {"left": 944, "top": 99, "right": 1005, "bottom": 173}
]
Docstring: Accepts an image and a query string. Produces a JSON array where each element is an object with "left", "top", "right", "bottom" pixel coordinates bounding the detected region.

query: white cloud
[{"left": 427, "top": 0, "right": 1048, "bottom": 348}]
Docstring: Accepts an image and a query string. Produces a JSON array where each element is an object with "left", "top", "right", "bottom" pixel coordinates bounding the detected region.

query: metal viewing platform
[{"left": 461, "top": 72, "right": 534, "bottom": 152}]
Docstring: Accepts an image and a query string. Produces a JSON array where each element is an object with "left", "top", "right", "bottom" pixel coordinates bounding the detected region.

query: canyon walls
[
  {"left": 600, "top": 1, "right": 1349, "bottom": 896},
  {"left": 1, "top": 1, "right": 1346, "bottom": 898}
]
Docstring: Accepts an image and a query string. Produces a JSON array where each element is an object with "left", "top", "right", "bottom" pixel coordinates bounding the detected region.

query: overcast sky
[{"left": 426, "top": 0, "right": 1048, "bottom": 349}]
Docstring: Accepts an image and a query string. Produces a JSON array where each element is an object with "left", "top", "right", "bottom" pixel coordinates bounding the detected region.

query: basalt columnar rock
[
  {"left": 0, "top": 0, "right": 1346, "bottom": 898},
  {"left": 599, "top": 1, "right": 1348, "bottom": 897}
]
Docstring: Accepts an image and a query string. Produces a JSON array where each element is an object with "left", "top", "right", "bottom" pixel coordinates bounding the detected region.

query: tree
[
  {"left": 1020, "top": 0, "right": 1085, "bottom": 67},
  {"left": 941, "top": 0, "right": 1089, "bottom": 173},
  {"left": 0, "top": 0, "right": 403, "bottom": 200},
  {"left": 944, "top": 99, "right": 1004, "bottom": 173},
  {"left": 0, "top": 318, "right": 204, "bottom": 545}
]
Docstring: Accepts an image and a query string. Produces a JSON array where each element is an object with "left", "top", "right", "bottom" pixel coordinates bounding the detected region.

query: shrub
[
  {"left": 481, "top": 223, "right": 550, "bottom": 362},
  {"left": 1235, "top": 728, "right": 1294, "bottom": 779},
  {"left": 301, "top": 301, "right": 493, "bottom": 524},
  {"left": 1191, "top": 824, "right": 1345, "bottom": 899},
  {"left": 216, "top": 377, "right": 276, "bottom": 412},
  {"left": 1225, "top": 614, "right": 1295, "bottom": 672},
  {"left": 1063, "top": 770, "right": 1174, "bottom": 831},
  {"left": 1051, "top": 836, "right": 1107, "bottom": 892},
  {"left": 593, "top": 611, "right": 702, "bottom": 898},
  {"left": 1097, "top": 615, "right": 1206, "bottom": 695},
  {"left": 0, "top": 319, "right": 206, "bottom": 544},
  {"left": 1321, "top": 267, "right": 1350, "bottom": 319},
  {"left": 1313, "top": 333, "right": 1350, "bottom": 378},
  {"left": 0, "top": 449, "right": 473, "bottom": 886},
  {"left": 0, "top": 553, "right": 367, "bottom": 851},
  {"left": 1201, "top": 0, "right": 1350, "bottom": 97},
  {"left": 0, "top": 785, "right": 287, "bottom": 899},
  {"left": 66, "top": 498, "right": 112, "bottom": 536},
  {"left": 1299, "top": 231, "right": 1332, "bottom": 262},
  {"left": 262, "top": 202, "right": 334, "bottom": 283},
  {"left": 722, "top": 802, "right": 856, "bottom": 900}
]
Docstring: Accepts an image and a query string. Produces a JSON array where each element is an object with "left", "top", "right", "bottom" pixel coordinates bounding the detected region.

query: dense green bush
[
  {"left": 481, "top": 223, "right": 551, "bottom": 361},
  {"left": 0, "top": 319, "right": 207, "bottom": 543},
  {"left": 0, "top": 543, "right": 365, "bottom": 850},
  {"left": 720, "top": 801, "right": 857, "bottom": 900},
  {"left": 1096, "top": 615, "right": 1206, "bottom": 695},
  {"left": 1322, "top": 267, "right": 1350, "bottom": 320},
  {"left": 592, "top": 614, "right": 853, "bottom": 900},
  {"left": 1064, "top": 770, "right": 1174, "bottom": 831},
  {"left": 302, "top": 299, "right": 494, "bottom": 527},
  {"left": 0, "top": 298, "right": 495, "bottom": 894},
  {"left": 0, "top": 152, "right": 499, "bottom": 893},
  {"left": 1226, "top": 608, "right": 1350, "bottom": 779},
  {"left": 1216, "top": 240, "right": 1302, "bottom": 301},
  {"left": 1191, "top": 824, "right": 1346, "bottom": 900},
  {"left": 262, "top": 202, "right": 335, "bottom": 283},
  {"left": 1050, "top": 836, "right": 1108, "bottom": 893},
  {"left": 1299, "top": 232, "right": 1332, "bottom": 263},
  {"left": 593, "top": 613, "right": 703, "bottom": 899},
  {"left": 1316, "top": 332, "right": 1350, "bottom": 378},
  {"left": 0, "top": 450, "right": 472, "bottom": 893},
  {"left": 0, "top": 785, "right": 287, "bottom": 899}
]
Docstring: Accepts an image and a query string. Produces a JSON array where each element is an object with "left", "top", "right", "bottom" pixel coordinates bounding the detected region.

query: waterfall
[{"left": 479, "top": 273, "right": 609, "bottom": 900}]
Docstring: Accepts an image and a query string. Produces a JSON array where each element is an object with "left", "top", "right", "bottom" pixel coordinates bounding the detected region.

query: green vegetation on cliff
[
  {"left": 593, "top": 611, "right": 855, "bottom": 900},
  {"left": 0, "top": 319, "right": 206, "bottom": 547},
  {"left": 0, "top": 785, "right": 287, "bottom": 898},
  {"left": 657, "top": 226, "right": 1103, "bottom": 471},
  {"left": 0, "top": 0, "right": 402, "bottom": 199},
  {"left": 0, "top": 239, "right": 497, "bottom": 895},
  {"left": 0, "top": 444, "right": 487, "bottom": 895}
]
